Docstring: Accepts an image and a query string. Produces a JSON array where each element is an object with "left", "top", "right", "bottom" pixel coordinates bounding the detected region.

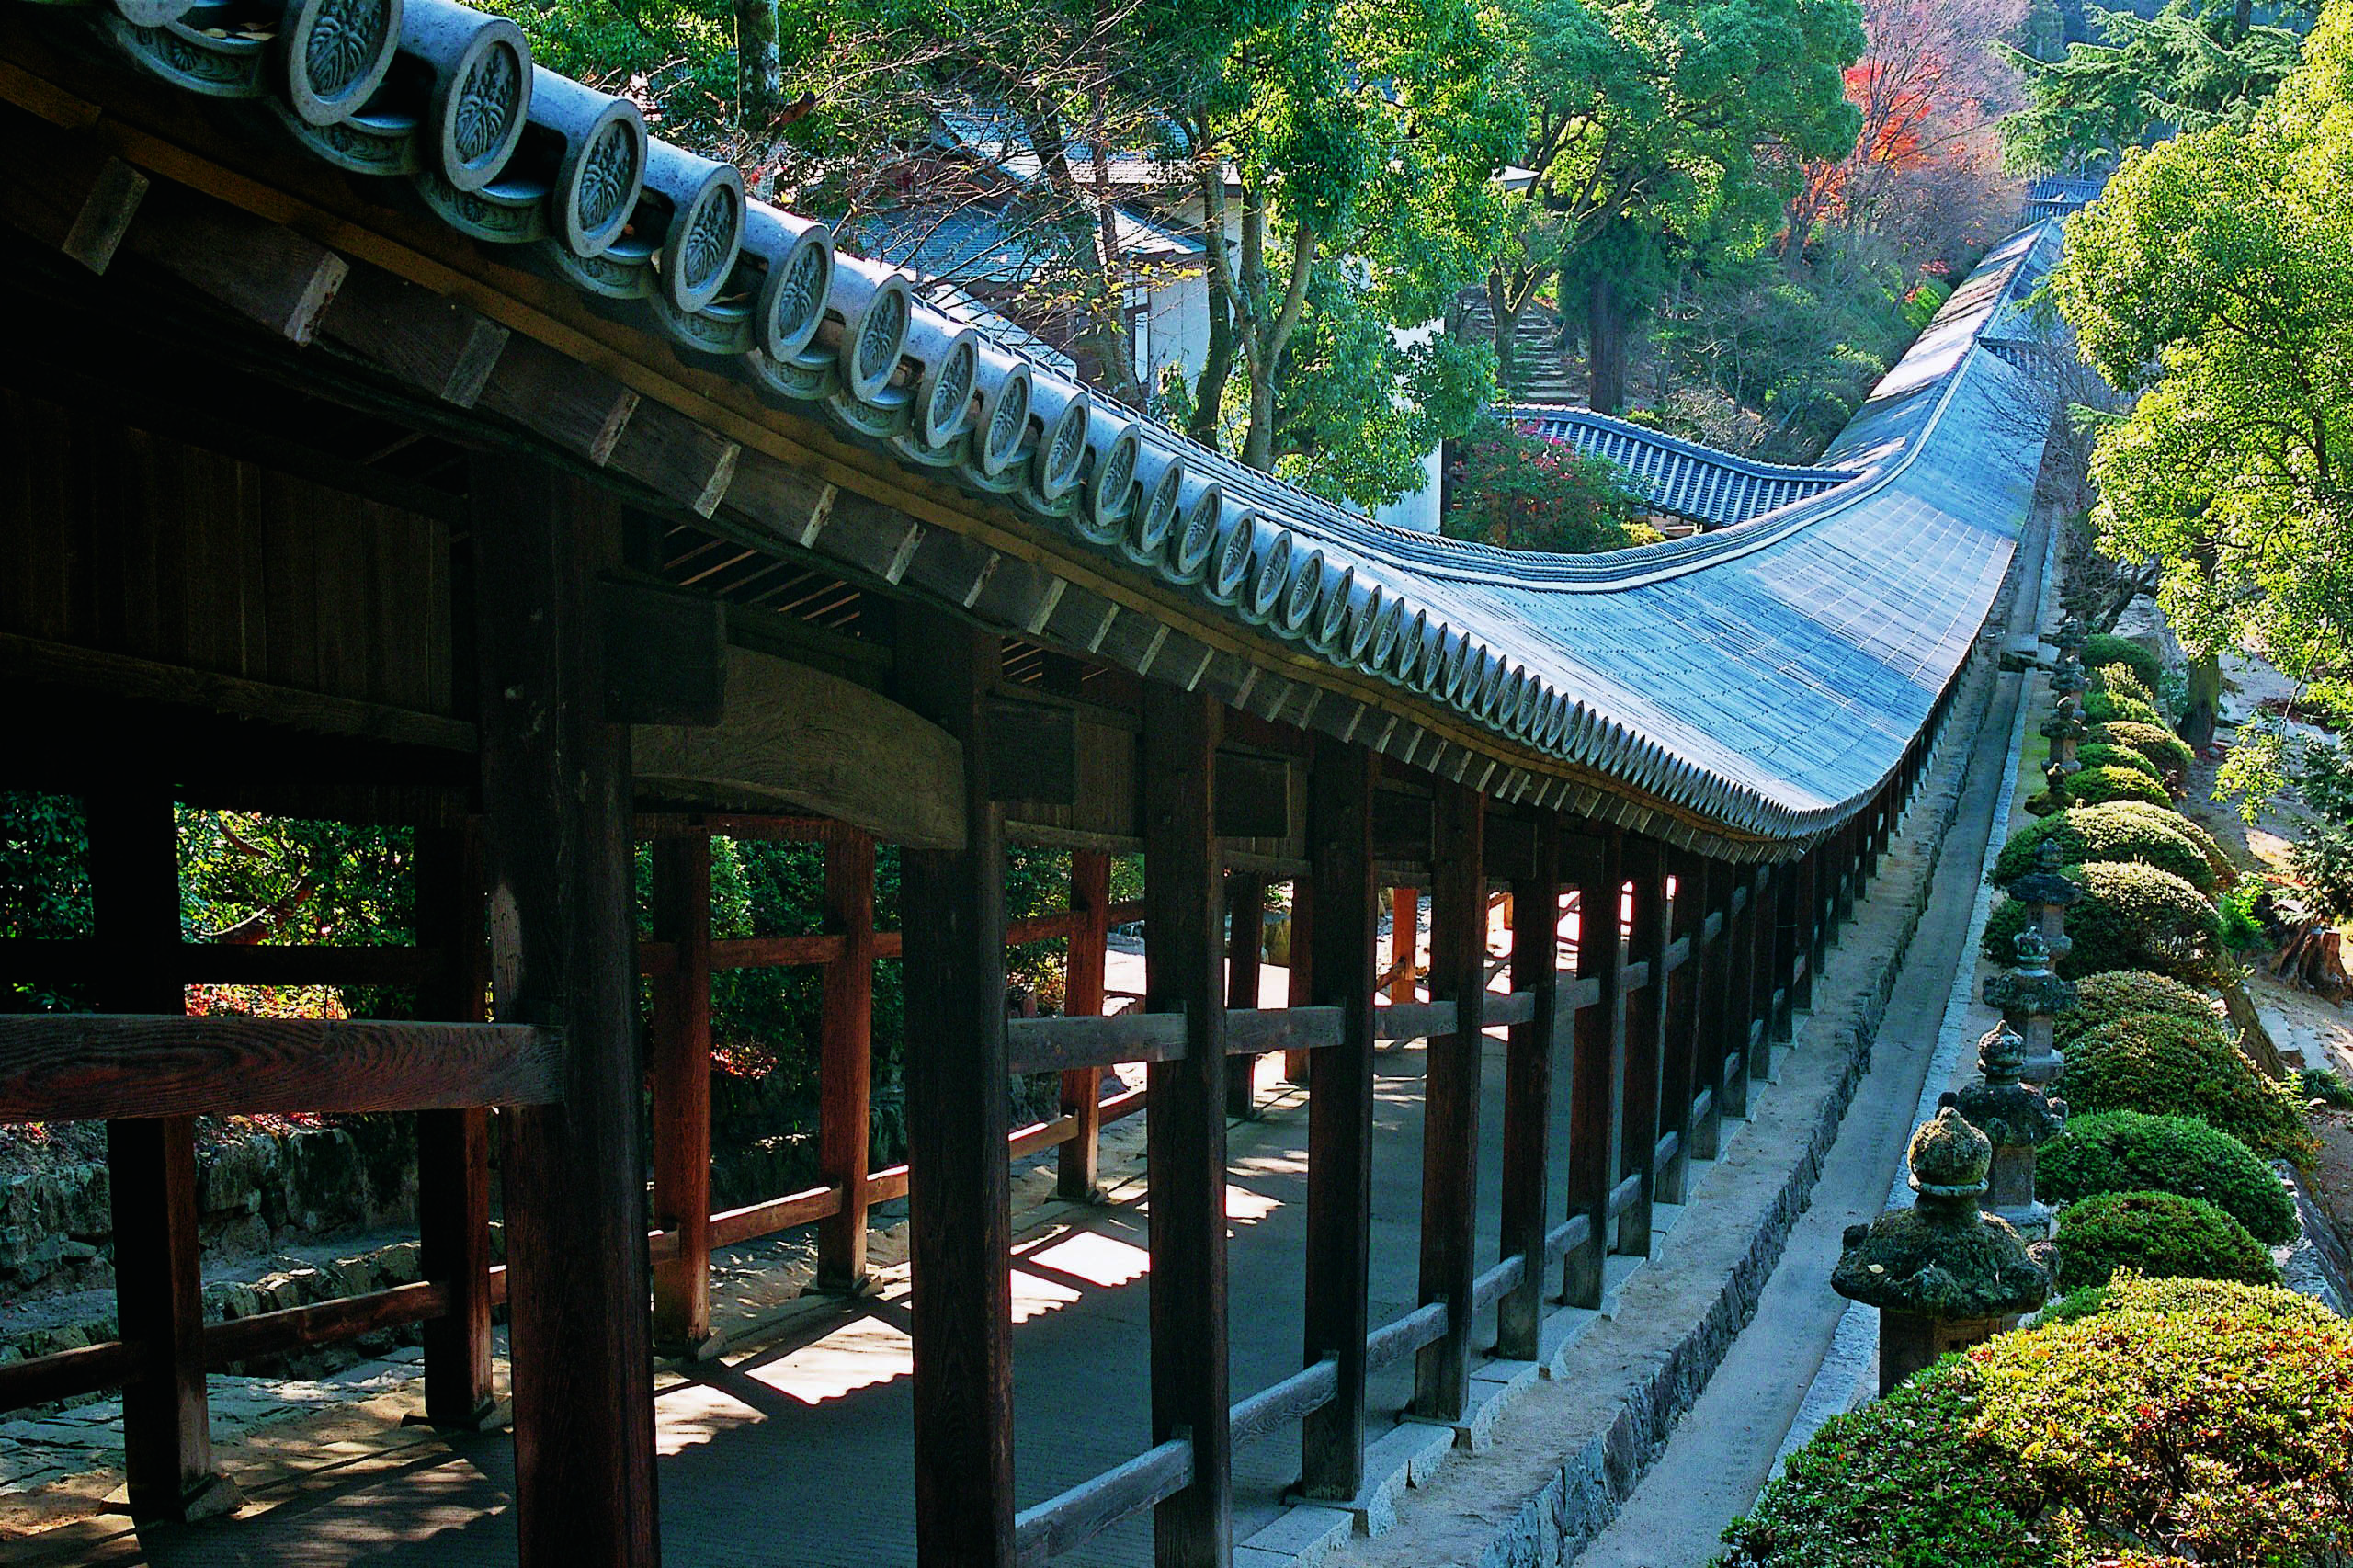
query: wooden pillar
[
  {"left": 1225, "top": 874, "right": 1269, "bottom": 1119},
  {"left": 895, "top": 607, "right": 1015, "bottom": 1568},
  {"left": 817, "top": 825, "right": 878, "bottom": 1287},
  {"left": 89, "top": 786, "right": 232, "bottom": 1523},
  {"left": 1390, "top": 885, "right": 1418, "bottom": 1002},
  {"left": 1770, "top": 857, "right": 1800, "bottom": 1042},
  {"left": 1496, "top": 815, "right": 1561, "bottom": 1360},
  {"left": 1804, "top": 843, "right": 1830, "bottom": 996},
  {"left": 1562, "top": 829, "right": 1622, "bottom": 1308},
  {"left": 1413, "top": 780, "right": 1485, "bottom": 1421},
  {"left": 1748, "top": 866, "right": 1778, "bottom": 1079},
  {"left": 1057, "top": 848, "right": 1113, "bottom": 1201},
  {"left": 1300, "top": 735, "right": 1376, "bottom": 1501},
  {"left": 1699, "top": 858, "right": 1743, "bottom": 1132},
  {"left": 469, "top": 456, "right": 657, "bottom": 1568},
  {"left": 1617, "top": 841, "right": 1668, "bottom": 1256},
  {"left": 1142, "top": 686, "right": 1231, "bottom": 1566},
  {"left": 650, "top": 833, "right": 715, "bottom": 1354},
  {"left": 1282, "top": 877, "right": 1314, "bottom": 1084},
  {"left": 415, "top": 825, "right": 496, "bottom": 1428},
  {"left": 1653, "top": 851, "right": 1699, "bottom": 1206}
]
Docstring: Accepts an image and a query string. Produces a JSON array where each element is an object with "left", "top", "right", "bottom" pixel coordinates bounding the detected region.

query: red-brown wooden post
[
  {"left": 1562, "top": 828, "right": 1622, "bottom": 1308},
  {"left": 415, "top": 824, "right": 497, "bottom": 1427},
  {"left": 1792, "top": 846, "right": 1821, "bottom": 1016},
  {"left": 1618, "top": 840, "right": 1668, "bottom": 1256},
  {"left": 1497, "top": 814, "right": 1561, "bottom": 1360},
  {"left": 1770, "top": 857, "right": 1801, "bottom": 1042},
  {"left": 1056, "top": 847, "right": 1112, "bottom": 1201},
  {"left": 650, "top": 832, "right": 715, "bottom": 1355},
  {"left": 89, "top": 784, "right": 232, "bottom": 1522},
  {"left": 1143, "top": 686, "right": 1232, "bottom": 1565},
  {"left": 1654, "top": 848, "right": 1699, "bottom": 1205},
  {"left": 1413, "top": 780, "right": 1485, "bottom": 1421},
  {"left": 1748, "top": 865, "right": 1778, "bottom": 1078},
  {"left": 895, "top": 607, "right": 1016, "bottom": 1567},
  {"left": 1301, "top": 736, "right": 1377, "bottom": 1500},
  {"left": 817, "top": 824, "right": 877, "bottom": 1287},
  {"left": 1225, "top": 873, "right": 1269, "bottom": 1119},
  {"left": 470, "top": 457, "right": 658, "bottom": 1568},
  {"left": 1694, "top": 858, "right": 1739, "bottom": 1140},
  {"left": 1391, "top": 885, "right": 1418, "bottom": 1002},
  {"left": 1282, "top": 876, "right": 1314, "bottom": 1084}
]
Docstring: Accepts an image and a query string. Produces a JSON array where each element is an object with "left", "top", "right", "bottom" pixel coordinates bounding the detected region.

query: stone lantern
[
  {"left": 1951, "top": 1023, "right": 2066, "bottom": 1240},
  {"left": 2052, "top": 615, "right": 2086, "bottom": 660},
  {"left": 2009, "top": 838, "right": 2080, "bottom": 963},
  {"left": 1833, "top": 1107, "right": 2052, "bottom": 1394},
  {"left": 2040, "top": 706, "right": 2086, "bottom": 779},
  {"left": 1984, "top": 926, "right": 2075, "bottom": 1085}
]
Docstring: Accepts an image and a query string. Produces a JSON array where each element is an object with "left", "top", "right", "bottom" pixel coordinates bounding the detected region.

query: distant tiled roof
[
  {"left": 1502, "top": 408, "right": 1861, "bottom": 528},
  {"left": 2021, "top": 174, "right": 2107, "bottom": 222},
  {"left": 32, "top": 0, "right": 2063, "bottom": 846}
]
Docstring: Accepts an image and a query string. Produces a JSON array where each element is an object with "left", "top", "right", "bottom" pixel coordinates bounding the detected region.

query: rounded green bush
[
  {"left": 1981, "top": 861, "right": 2224, "bottom": 983},
  {"left": 2052, "top": 1188, "right": 2279, "bottom": 1290},
  {"left": 2105, "top": 798, "right": 2232, "bottom": 879},
  {"left": 1719, "top": 1273, "right": 2353, "bottom": 1566},
  {"left": 2084, "top": 688, "right": 2165, "bottom": 727},
  {"left": 2059, "top": 763, "right": 2172, "bottom": 809},
  {"left": 2083, "top": 632, "right": 2163, "bottom": 695},
  {"left": 2040, "top": 1111, "right": 2296, "bottom": 1244},
  {"left": 2063, "top": 1012, "right": 2314, "bottom": 1162},
  {"left": 2074, "top": 742, "right": 2161, "bottom": 781},
  {"left": 1990, "top": 804, "right": 2218, "bottom": 893},
  {"left": 2092, "top": 720, "right": 2196, "bottom": 780},
  {"left": 2053, "top": 969, "right": 2219, "bottom": 1049}
]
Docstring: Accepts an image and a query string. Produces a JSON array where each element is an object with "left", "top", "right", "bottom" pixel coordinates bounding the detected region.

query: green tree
[
  {"left": 1483, "top": 0, "right": 1866, "bottom": 410},
  {"left": 2052, "top": 5, "right": 2353, "bottom": 766},
  {"left": 1999, "top": 0, "right": 2308, "bottom": 175}
]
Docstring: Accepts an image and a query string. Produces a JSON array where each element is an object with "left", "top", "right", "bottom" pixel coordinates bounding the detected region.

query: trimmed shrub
[
  {"left": 2093, "top": 662, "right": 2156, "bottom": 705},
  {"left": 2073, "top": 742, "right": 2161, "bottom": 781},
  {"left": 1719, "top": 1274, "right": 2353, "bottom": 1566},
  {"left": 2053, "top": 969, "right": 2220, "bottom": 1049},
  {"left": 1981, "top": 862, "right": 2224, "bottom": 983},
  {"left": 2084, "top": 688, "right": 2165, "bottom": 727},
  {"left": 1990, "top": 804, "right": 2218, "bottom": 893},
  {"left": 2058, "top": 763, "right": 2171, "bottom": 809},
  {"left": 2064, "top": 1011, "right": 2314, "bottom": 1162},
  {"left": 2051, "top": 1188, "right": 2278, "bottom": 1291},
  {"left": 2084, "top": 632, "right": 2163, "bottom": 695},
  {"left": 2040, "top": 1111, "right": 2296, "bottom": 1244},
  {"left": 2104, "top": 798, "right": 2234, "bottom": 883},
  {"left": 2093, "top": 719, "right": 2195, "bottom": 779}
]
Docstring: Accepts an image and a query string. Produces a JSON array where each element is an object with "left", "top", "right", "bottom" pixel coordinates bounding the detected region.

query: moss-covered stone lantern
[
  {"left": 1983, "top": 925, "right": 2075, "bottom": 1085},
  {"left": 1833, "top": 1107, "right": 2052, "bottom": 1394},
  {"left": 1951, "top": 1023, "right": 2066, "bottom": 1240}
]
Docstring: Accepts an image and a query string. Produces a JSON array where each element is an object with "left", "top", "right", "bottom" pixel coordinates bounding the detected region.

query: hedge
[
  {"left": 2052, "top": 968, "right": 2220, "bottom": 1049},
  {"left": 2072, "top": 743, "right": 2161, "bottom": 782},
  {"left": 2058, "top": 763, "right": 2172, "bottom": 810},
  {"left": 2102, "top": 798, "right": 2234, "bottom": 883},
  {"left": 2092, "top": 662, "right": 2155, "bottom": 704},
  {"left": 2040, "top": 1110, "right": 2297, "bottom": 1244},
  {"left": 2084, "top": 688, "right": 2165, "bottom": 727},
  {"left": 2063, "top": 1012, "right": 2314, "bottom": 1162},
  {"left": 1981, "top": 861, "right": 2224, "bottom": 983},
  {"left": 2050, "top": 1188, "right": 2279, "bottom": 1291},
  {"left": 2083, "top": 632, "right": 2163, "bottom": 695},
  {"left": 1990, "top": 804, "right": 2218, "bottom": 893},
  {"left": 2092, "top": 719, "right": 2195, "bottom": 779},
  {"left": 1717, "top": 1274, "right": 2353, "bottom": 1566}
]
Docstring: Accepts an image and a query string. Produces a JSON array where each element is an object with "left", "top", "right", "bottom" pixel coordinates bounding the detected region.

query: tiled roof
[
  {"left": 1501, "top": 407, "right": 1862, "bottom": 528},
  {"left": 28, "top": 0, "right": 2062, "bottom": 846}
]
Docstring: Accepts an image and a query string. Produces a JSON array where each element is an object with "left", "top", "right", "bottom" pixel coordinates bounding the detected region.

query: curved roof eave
[{"left": 26, "top": 0, "right": 2063, "bottom": 851}]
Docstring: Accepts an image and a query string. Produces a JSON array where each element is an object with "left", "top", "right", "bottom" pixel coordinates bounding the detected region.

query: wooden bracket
[
  {"left": 0, "top": 108, "right": 144, "bottom": 273},
  {"left": 318, "top": 263, "right": 508, "bottom": 408},
  {"left": 125, "top": 187, "right": 347, "bottom": 346}
]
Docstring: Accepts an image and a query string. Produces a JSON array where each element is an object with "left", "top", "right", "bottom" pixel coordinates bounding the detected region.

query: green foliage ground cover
[{"left": 1718, "top": 1275, "right": 2353, "bottom": 1566}]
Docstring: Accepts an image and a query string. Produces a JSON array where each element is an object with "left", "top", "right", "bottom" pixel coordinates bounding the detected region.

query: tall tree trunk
[
  {"left": 736, "top": 0, "right": 782, "bottom": 145},
  {"left": 1190, "top": 166, "right": 1235, "bottom": 448},
  {"left": 1486, "top": 269, "right": 1519, "bottom": 401},
  {"left": 1587, "top": 272, "right": 1626, "bottom": 415},
  {"left": 2180, "top": 651, "right": 2222, "bottom": 753},
  {"left": 1019, "top": 107, "right": 1140, "bottom": 404}
]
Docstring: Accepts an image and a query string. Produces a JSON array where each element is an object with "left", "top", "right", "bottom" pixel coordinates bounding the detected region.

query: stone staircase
[{"left": 1457, "top": 294, "right": 1581, "bottom": 404}]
